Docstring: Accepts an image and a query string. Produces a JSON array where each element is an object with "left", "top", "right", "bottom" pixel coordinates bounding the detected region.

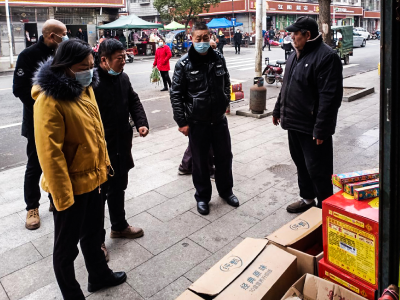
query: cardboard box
[
  {"left": 332, "top": 169, "right": 379, "bottom": 189},
  {"left": 187, "top": 238, "right": 298, "bottom": 300},
  {"left": 281, "top": 274, "right": 367, "bottom": 300},
  {"left": 354, "top": 184, "right": 379, "bottom": 200},
  {"left": 267, "top": 207, "right": 324, "bottom": 278},
  {"left": 344, "top": 179, "right": 379, "bottom": 195},
  {"left": 323, "top": 192, "right": 379, "bottom": 289},
  {"left": 175, "top": 290, "right": 204, "bottom": 300},
  {"left": 319, "top": 258, "right": 376, "bottom": 300}
]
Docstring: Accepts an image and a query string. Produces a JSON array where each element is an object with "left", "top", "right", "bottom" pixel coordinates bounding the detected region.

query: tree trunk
[
  {"left": 318, "top": 0, "right": 332, "bottom": 45},
  {"left": 185, "top": 8, "right": 192, "bottom": 30}
]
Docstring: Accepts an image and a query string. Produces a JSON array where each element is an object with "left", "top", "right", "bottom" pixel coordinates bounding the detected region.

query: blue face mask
[
  {"left": 106, "top": 60, "right": 121, "bottom": 76},
  {"left": 55, "top": 33, "right": 69, "bottom": 43},
  {"left": 193, "top": 42, "right": 210, "bottom": 54},
  {"left": 71, "top": 68, "right": 93, "bottom": 87}
]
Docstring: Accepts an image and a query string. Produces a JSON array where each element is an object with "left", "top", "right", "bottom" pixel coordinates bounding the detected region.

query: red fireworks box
[{"left": 322, "top": 191, "right": 379, "bottom": 290}]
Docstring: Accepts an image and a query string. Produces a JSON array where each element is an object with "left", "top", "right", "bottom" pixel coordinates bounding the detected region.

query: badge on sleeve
[{"left": 17, "top": 68, "right": 24, "bottom": 76}]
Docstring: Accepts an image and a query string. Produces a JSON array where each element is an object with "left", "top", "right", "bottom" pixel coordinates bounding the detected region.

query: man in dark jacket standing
[
  {"left": 170, "top": 22, "right": 239, "bottom": 215},
  {"left": 94, "top": 39, "right": 149, "bottom": 260},
  {"left": 233, "top": 29, "right": 242, "bottom": 54},
  {"left": 76, "top": 28, "right": 84, "bottom": 40},
  {"left": 13, "top": 19, "right": 67, "bottom": 230},
  {"left": 272, "top": 17, "right": 343, "bottom": 213}
]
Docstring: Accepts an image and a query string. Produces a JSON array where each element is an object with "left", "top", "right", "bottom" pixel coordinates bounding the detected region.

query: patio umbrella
[
  {"left": 98, "top": 14, "right": 164, "bottom": 29},
  {"left": 164, "top": 21, "right": 188, "bottom": 30}
]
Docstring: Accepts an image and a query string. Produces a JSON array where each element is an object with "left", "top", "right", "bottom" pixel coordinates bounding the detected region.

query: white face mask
[{"left": 158, "top": 42, "right": 164, "bottom": 47}]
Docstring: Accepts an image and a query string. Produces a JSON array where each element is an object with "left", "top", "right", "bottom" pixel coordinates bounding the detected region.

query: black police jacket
[
  {"left": 170, "top": 46, "right": 231, "bottom": 127},
  {"left": 93, "top": 67, "right": 149, "bottom": 176},
  {"left": 13, "top": 36, "right": 55, "bottom": 138},
  {"left": 273, "top": 35, "right": 343, "bottom": 140}
]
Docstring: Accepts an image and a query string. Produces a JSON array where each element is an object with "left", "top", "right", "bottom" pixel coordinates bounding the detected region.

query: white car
[
  {"left": 353, "top": 31, "right": 366, "bottom": 47},
  {"left": 354, "top": 27, "right": 371, "bottom": 40}
]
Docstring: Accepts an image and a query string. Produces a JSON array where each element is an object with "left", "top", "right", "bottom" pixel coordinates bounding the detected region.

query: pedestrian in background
[
  {"left": 153, "top": 39, "right": 172, "bottom": 91},
  {"left": 262, "top": 31, "right": 270, "bottom": 51},
  {"left": 217, "top": 30, "right": 226, "bottom": 54},
  {"left": 234, "top": 29, "right": 242, "bottom": 54},
  {"left": 94, "top": 39, "right": 149, "bottom": 260},
  {"left": 32, "top": 39, "right": 126, "bottom": 300},
  {"left": 268, "top": 27, "right": 276, "bottom": 42},
  {"left": 272, "top": 16, "right": 343, "bottom": 213},
  {"left": 170, "top": 22, "right": 239, "bottom": 216},
  {"left": 76, "top": 28, "right": 84, "bottom": 40},
  {"left": 13, "top": 19, "right": 67, "bottom": 230}
]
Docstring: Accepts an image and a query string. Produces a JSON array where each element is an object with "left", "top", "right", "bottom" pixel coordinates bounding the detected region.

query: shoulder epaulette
[{"left": 180, "top": 57, "right": 189, "bottom": 66}]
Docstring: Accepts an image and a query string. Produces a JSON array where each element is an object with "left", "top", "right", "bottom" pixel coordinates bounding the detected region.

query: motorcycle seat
[{"left": 276, "top": 60, "right": 286, "bottom": 65}]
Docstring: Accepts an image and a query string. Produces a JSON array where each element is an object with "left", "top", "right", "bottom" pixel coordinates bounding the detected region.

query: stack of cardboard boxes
[
  {"left": 318, "top": 169, "right": 380, "bottom": 300},
  {"left": 176, "top": 207, "right": 368, "bottom": 300}
]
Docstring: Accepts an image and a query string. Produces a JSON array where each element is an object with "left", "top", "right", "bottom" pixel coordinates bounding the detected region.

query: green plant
[{"left": 150, "top": 67, "right": 161, "bottom": 84}]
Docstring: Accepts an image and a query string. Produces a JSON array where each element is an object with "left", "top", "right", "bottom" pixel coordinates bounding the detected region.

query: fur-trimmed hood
[{"left": 32, "top": 57, "right": 99, "bottom": 101}]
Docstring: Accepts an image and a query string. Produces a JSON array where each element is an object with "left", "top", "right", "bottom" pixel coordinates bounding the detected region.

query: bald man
[{"left": 13, "top": 19, "right": 67, "bottom": 230}]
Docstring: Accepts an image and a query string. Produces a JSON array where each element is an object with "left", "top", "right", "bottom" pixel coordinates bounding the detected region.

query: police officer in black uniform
[
  {"left": 170, "top": 22, "right": 239, "bottom": 216},
  {"left": 13, "top": 19, "right": 67, "bottom": 230}
]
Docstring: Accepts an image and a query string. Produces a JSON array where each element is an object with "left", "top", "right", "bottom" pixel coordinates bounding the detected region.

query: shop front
[{"left": 363, "top": 11, "right": 381, "bottom": 32}]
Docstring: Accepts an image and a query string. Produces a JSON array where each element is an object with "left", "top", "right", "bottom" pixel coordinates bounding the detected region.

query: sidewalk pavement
[{"left": 0, "top": 70, "right": 379, "bottom": 300}]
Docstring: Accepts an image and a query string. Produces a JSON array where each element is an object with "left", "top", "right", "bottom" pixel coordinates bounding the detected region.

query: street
[{"left": 0, "top": 41, "right": 380, "bottom": 171}]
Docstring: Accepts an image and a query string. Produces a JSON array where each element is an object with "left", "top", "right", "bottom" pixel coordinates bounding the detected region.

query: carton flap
[
  {"left": 175, "top": 290, "right": 204, "bottom": 300},
  {"left": 267, "top": 207, "right": 322, "bottom": 246},
  {"left": 189, "top": 238, "right": 268, "bottom": 296}
]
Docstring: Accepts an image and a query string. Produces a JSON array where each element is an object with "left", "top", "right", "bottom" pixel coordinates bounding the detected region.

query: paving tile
[
  {"left": 274, "top": 178, "right": 300, "bottom": 196},
  {"left": 1, "top": 256, "right": 55, "bottom": 300},
  {"left": 123, "top": 191, "right": 169, "bottom": 220},
  {"left": 134, "top": 211, "right": 209, "bottom": 255},
  {"left": 0, "top": 284, "right": 8, "bottom": 300},
  {"left": 0, "top": 242, "right": 43, "bottom": 278},
  {"left": 233, "top": 147, "right": 270, "bottom": 164},
  {"left": 0, "top": 213, "right": 24, "bottom": 236},
  {"left": 189, "top": 209, "right": 259, "bottom": 253},
  {"left": 0, "top": 212, "right": 54, "bottom": 255},
  {"left": 184, "top": 237, "right": 244, "bottom": 282},
  {"left": 126, "top": 171, "right": 177, "bottom": 198},
  {"left": 241, "top": 208, "right": 300, "bottom": 239},
  {"left": 18, "top": 282, "right": 62, "bottom": 300},
  {"left": 87, "top": 283, "right": 144, "bottom": 300},
  {"left": 189, "top": 189, "right": 254, "bottom": 222},
  {"left": 233, "top": 159, "right": 275, "bottom": 179},
  {"left": 234, "top": 169, "right": 285, "bottom": 198},
  {"left": 31, "top": 232, "right": 54, "bottom": 258},
  {"left": 126, "top": 238, "right": 210, "bottom": 298},
  {"left": 107, "top": 240, "right": 153, "bottom": 273},
  {"left": 147, "top": 190, "right": 197, "bottom": 222},
  {"left": 154, "top": 176, "right": 194, "bottom": 199},
  {"left": 237, "top": 187, "right": 297, "bottom": 220},
  {"left": 148, "top": 277, "right": 192, "bottom": 300}
]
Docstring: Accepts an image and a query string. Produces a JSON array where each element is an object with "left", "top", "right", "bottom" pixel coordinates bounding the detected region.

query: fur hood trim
[{"left": 32, "top": 57, "right": 99, "bottom": 101}]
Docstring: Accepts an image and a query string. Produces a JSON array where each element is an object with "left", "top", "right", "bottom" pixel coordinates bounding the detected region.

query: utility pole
[
  {"left": 255, "top": 0, "right": 262, "bottom": 77},
  {"left": 5, "top": 0, "right": 14, "bottom": 68},
  {"left": 232, "top": 0, "right": 235, "bottom": 32}
]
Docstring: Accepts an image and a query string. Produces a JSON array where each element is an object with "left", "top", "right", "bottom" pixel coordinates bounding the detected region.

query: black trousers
[
  {"left": 217, "top": 44, "right": 224, "bottom": 54},
  {"left": 24, "top": 136, "right": 51, "bottom": 210},
  {"left": 160, "top": 71, "right": 171, "bottom": 88},
  {"left": 180, "top": 143, "right": 214, "bottom": 174},
  {"left": 101, "top": 172, "right": 129, "bottom": 243},
  {"left": 235, "top": 42, "right": 241, "bottom": 53},
  {"left": 53, "top": 188, "right": 112, "bottom": 300},
  {"left": 189, "top": 117, "right": 233, "bottom": 203},
  {"left": 288, "top": 130, "right": 333, "bottom": 207},
  {"left": 262, "top": 41, "right": 270, "bottom": 51}
]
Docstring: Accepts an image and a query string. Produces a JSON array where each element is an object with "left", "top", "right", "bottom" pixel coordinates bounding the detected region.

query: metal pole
[
  {"left": 332, "top": 4, "right": 335, "bottom": 26},
  {"left": 232, "top": 0, "right": 235, "bottom": 32},
  {"left": 255, "top": 0, "right": 262, "bottom": 77},
  {"left": 5, "top": 0, "right": 14, "bottom": 68}
]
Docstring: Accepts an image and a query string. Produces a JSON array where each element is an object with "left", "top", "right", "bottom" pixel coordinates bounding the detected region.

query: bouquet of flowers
[{"left": 150, "top": 67, "right": 161, "bottom": 84}]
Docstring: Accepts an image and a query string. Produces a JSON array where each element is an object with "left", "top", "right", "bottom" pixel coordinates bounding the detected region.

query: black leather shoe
[
  {"left": 88, "top": 271, "right": 127, "bottom": 293},
  {"left": 197, "top": 201, "right": 210, "bottom": 215},
  {"left": 222, "top": 194, "right": 240, "bottom": 207},
  {"left": 160, "top": 87, "right": 168, "bottom": 91}
]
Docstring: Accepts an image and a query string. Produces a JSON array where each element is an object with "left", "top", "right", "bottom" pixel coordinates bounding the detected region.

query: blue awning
[{"left": 206, "top": 18, "right": 243, "bottom": 29}]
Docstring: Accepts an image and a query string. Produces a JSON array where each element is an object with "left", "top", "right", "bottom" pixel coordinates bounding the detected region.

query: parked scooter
[
  {"left": 262, "top": 57, "right": 285, "bottom": 85},
  {"left": 371, "top": 30, "right": 381, "bottom": 40},
  {"left": 126, "top": 51, "right": 134, "bottom": 63}
]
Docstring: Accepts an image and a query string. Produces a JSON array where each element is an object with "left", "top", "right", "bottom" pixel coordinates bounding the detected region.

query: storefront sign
[
  {"left": 0, "top": 0, "right": 126, "bottom": 7},
  {"left": 364, "top": 11, "right": 381, "bottom": 18}
]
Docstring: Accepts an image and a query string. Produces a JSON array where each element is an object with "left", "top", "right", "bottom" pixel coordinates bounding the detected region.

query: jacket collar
[
  {"left": 188, "top": 45, "right": 218, "bottom": 66},
  {"left": 295, "top": 33, "right": 323, "bottom": 59},
  {"left": 37, "top": 35, "right": 56, "bottom": 56},
  {"left": 32, "top": 57, "right": 99, "bottom": 101}
]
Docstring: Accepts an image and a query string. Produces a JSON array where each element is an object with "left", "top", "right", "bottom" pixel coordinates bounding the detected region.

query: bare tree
[{"left": 318, "top": 0, "right": 332, "bottom": 45}]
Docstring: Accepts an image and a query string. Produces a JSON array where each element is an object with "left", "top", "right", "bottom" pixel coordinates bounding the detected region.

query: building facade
[
  {"left": 128, "top": 0, "right": 159, "bottom": 22},
  {"left": 0, "top": 0, "right": 126, "bottom": 56}
]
